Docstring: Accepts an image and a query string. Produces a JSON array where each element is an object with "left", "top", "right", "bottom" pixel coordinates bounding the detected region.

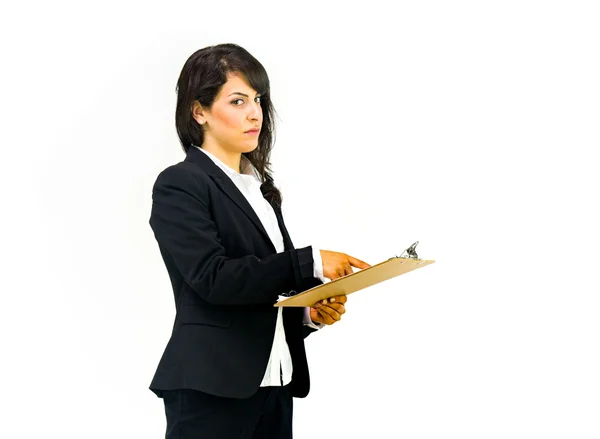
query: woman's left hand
[{"left": 310, "top": 295, "right": 347, "bottom": 325}]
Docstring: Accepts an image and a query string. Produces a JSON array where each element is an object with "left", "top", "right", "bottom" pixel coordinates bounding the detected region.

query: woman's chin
[{"left": 241, "top": 142, "right": 259, "bottom": 153}]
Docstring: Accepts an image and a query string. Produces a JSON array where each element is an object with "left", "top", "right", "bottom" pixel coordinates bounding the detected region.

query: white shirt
[{"left": 194, "top": 145, "right": 327, "bottom": 387}]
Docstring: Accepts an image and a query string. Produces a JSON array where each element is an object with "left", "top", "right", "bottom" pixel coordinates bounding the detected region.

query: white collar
[{"left": 193, "top": 145, "right": 262, "bottom": 182}]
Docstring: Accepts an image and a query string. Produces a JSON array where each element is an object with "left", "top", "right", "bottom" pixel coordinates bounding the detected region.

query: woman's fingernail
[{"left": 330, "top": 298, "right": 335, "bottom": 302}]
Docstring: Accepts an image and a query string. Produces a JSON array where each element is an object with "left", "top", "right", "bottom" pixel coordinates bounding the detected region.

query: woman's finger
[
  {"left": 317, "top": 308, "right": 336, "bottom": 324},
  {"left": 329, "top": 295, "right": 347, "bottom": 304},
  {"left": 347, "top": 255, "right": 371, "bottom": 269},
  {"left": 316, "top": 303, "right": 343, "bottom": 320}
]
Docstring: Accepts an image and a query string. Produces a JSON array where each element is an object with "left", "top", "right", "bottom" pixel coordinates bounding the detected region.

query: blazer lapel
[
  {"left": 211, "top": 174, "right": 276, "bottom": 252},
  {"left": 185, "top": 147, "right": 279, "bottom": 253},
  {"left": 262, "top": 187, "right": 293, "bottom": 252}
]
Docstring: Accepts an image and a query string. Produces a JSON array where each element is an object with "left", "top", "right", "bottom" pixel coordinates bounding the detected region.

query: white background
[{"left": 1, "top": 1, "right": 599, "bottom": 437}]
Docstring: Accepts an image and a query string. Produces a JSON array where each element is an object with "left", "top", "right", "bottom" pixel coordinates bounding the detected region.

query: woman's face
[{"left": 193, "top": 72, "right": 263, "bottom": 155}]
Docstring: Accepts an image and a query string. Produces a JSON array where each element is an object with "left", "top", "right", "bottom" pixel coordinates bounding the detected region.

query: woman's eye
[{"left": 232, "top": 97, "right": 261, "bottom": 106}]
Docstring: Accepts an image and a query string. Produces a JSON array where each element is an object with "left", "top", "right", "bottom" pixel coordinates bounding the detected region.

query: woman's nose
[{"left": 248, "top": 101, "right": 262, "bottom": 120}]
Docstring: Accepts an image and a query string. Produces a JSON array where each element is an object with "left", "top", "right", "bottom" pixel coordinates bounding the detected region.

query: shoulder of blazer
[
  {"left": 153, "top": 161, "right": 214, "bottom": 201},
  {"left": 153, "top": 150, "right": 283, "bottom": 248}
]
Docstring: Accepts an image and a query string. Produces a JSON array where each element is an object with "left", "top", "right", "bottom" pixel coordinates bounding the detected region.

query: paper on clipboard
[{"left": 275, "top": 242, "right": 435, "bottom": 307}]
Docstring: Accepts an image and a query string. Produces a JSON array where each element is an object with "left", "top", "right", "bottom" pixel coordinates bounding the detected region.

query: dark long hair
[{"left": 174, "top": 43, "right": 282, "bottom": 209}]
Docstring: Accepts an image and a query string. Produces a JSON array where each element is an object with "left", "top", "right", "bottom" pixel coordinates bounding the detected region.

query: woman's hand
[
  {"left": 310, "top": 295, "right": 347, "bottom": 325},
  {"left": 320, "top": 250, "right": 371, "bottom": 280}
]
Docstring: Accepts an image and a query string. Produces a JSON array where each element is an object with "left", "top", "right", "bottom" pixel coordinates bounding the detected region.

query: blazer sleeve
[
  {"left": 302, "top": 326, "right": 318, "bottom": 339},
  {"left": 149, "top": 165, "right": 315, "bottom": 306}
]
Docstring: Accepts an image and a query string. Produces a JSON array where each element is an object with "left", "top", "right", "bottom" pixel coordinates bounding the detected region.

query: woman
[{"left": 149, "top": 43, "right": 371, "bottom": 439}]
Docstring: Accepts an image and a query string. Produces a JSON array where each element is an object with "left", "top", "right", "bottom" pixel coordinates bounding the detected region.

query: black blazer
[{"left": 148, "top": 146, "right": 323, "bottom": 399}]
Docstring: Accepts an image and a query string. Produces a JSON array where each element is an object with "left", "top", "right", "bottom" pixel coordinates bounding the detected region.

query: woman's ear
[{"left": 191, "top": 100, "right": 206, "bottom": 125}]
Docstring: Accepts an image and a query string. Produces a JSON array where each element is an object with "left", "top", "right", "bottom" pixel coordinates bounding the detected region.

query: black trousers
[{"left": 162, "top": 385, "right": 293, "bottom": 439}]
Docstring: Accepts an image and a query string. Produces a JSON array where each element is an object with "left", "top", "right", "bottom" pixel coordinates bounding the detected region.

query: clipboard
[{"left": 275, "top": 242, "right": 435, "bottom": 307}]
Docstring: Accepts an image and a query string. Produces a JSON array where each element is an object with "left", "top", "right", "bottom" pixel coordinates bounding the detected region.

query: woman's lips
[{"left": 244, "top": 130, "right": 260, "bottom": 135}]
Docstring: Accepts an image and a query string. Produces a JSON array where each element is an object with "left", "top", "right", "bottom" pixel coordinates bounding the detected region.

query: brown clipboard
[{"left": 274, "top": 256, "right": 435, "bottom": 307}]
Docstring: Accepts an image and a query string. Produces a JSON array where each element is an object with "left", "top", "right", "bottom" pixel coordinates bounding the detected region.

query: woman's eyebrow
[{"left": 228, "top": 92, "right": 260, "bottom": 97}]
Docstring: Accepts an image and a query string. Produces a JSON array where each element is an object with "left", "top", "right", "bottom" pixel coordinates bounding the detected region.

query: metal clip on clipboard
[
  {"left": 398, "top": 241, "right": 420, "bottom": 260},
  {"left": 388, "top": 241, "right": 420, "bottom": 261}
]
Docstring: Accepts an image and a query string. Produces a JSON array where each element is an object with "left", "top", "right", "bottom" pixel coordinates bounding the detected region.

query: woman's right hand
[{"left": 319, "top": 250, "right": 371, "bottom": 280}]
